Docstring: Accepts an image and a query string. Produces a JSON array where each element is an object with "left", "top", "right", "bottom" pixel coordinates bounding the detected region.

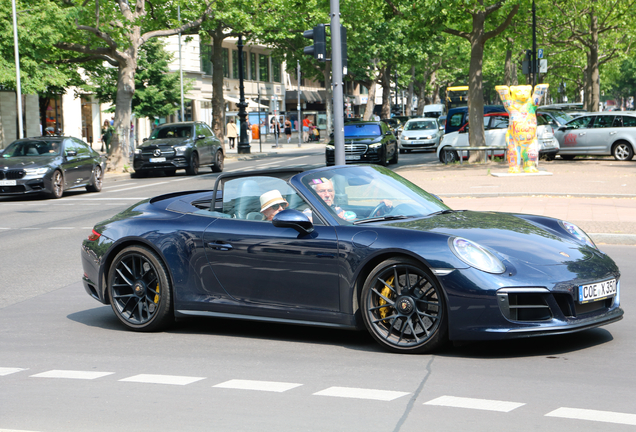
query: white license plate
[
  {"left": 149, "top": 157, "right": 166, "bottom": 163},
  {"left": 579, "top": 279, "right": 617, "bottom": 303},
  {"left": 345, "top": 155, "right": 361, "bottom": 160},
  {"left": 0, "top": 180, "right": 17, "bottom": 186}
]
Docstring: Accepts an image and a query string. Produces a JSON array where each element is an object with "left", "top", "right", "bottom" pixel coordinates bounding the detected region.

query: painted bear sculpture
[{"left": 495, "top": 84, "right": 549, "bottom": 173}]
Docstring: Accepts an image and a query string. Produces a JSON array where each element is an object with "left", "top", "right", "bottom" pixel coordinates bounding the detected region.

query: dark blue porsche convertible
[{"left": 81, "top": 165, "right": 623, "bottom": 353}]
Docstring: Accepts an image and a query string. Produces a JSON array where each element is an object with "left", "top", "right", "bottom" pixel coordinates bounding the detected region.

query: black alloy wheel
[
  {"left": 108, "top": 246, "right": 173, "bottom": 331},
  {"left": 48, "top": 170, "right": 64, "bottom": 199},
  {"left": 86, "top": 166, "right": 103, "bottom": 192},
  {"left": 361, "top": 258, "right": 447, "bottom": 353},
  {"left": 212, "top": 150, "right": 224, "bottom": 172},
  {"left": 186, "top": 152, "right": 199, "bottom": 175},
  {"left": 612, "top": 142, "right": 634, "bottom": 161},
  {"left": 440, "top": 148, "right": 458, "bottom": 164}
]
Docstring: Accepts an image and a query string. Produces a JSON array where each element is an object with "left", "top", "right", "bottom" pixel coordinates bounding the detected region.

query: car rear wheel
[
  {"left": 361, "top": 258, "right": 447, "bottom": 354},
  {"left": 86, "top": 166, "right": 103, "bottom": 192},
  {"left": 440, "top": 147, "right": 458, "bottom": 164},
  {"left": 612, "top": 142, "right": 634, "bottom": 161},
  {"left": 186, "top": 152, "right": 199, "bottom": 175},
  {"left": 108, "top": 245, "right": 173, "bottom": 331},
  {"left": 389, "top": 148, "right": 399, "bottom": 165},
  {"left": 212, "top": 150, "right": 224, "bottom": 172},
  {"left": 48, "top": 170, "right": 64, "bottom": 199}
]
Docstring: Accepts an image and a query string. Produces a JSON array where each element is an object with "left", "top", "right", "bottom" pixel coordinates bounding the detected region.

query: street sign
[
  {"left": 539, "top": 59, "right": 548, "bottom": 73},
  {"left": 538, "top": 49, "right": 544, "bottom": 59}
]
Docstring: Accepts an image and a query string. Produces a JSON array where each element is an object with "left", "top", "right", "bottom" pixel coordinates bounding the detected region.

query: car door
[
  {"left": 585, "top": 115, "right": 615, "bottom": 155},
  {"left": 202, "top": 176, "right": 341, "bottom": 311},
  {"left": 557, "top": 116, "right": 593, "bottom": 154},
  {"left": 194, "top": 123, "right": 212, "bottom": 165},
  {"left": 61, "top": 138, "right": 92, "bottom": 186},
  {"left": 484, "top": 115, "right": 508, "bottom": 148}
]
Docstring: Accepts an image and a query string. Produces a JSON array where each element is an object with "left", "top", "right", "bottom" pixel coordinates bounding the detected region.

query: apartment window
[
  {"left": 200, "top": 43, "right": 212, "bottom": 76},
  {"left": 250, "top": 53, "right": 257, "bottom": 80},
  {"left": 259, "top": 54, "right": 270, "bottom": 82},
  {"left": 272, "top": 58, "right": 281, "bottom": 83},
  {"left": 222, "top": 48, "right": 229, "bottom": 78}
]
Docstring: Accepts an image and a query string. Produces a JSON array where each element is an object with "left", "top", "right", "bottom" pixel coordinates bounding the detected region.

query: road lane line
[
  {"left": 213, "top": 379, "right": 302, "bottom": 393},
  {"left": 30, "top": 370, "right": 114, "bottom": 380},
  {"left": 0, "top": 367, "right": 26, "bottom": 376},
  {"left": 119, "top": 374, "right": 205, "bottom": 386},
  {"left": 48, "top": 227, "right": 75, "bottom": 230},
  {"left": 423, "top": 396, "right": 525, "bottom": 412},
  {"left": 545, "top": 407, "right": 636, "bottom": 426},
  {"left": 314, "top": 386, "right": 410, "bottom": 401}
]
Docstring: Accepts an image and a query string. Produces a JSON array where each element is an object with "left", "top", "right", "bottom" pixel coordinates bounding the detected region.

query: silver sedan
[{"left": 399, "top": 118, "right": 443, "bottom": 153}]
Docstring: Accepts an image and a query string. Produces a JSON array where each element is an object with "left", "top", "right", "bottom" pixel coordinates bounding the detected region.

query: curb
[{"left": 589, "top": 233, "right": 636, "bottom": 246}]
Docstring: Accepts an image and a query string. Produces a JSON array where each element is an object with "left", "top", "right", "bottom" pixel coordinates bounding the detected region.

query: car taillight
[{"left": 87, "top": 229, "right": 101, "bottom": 241}]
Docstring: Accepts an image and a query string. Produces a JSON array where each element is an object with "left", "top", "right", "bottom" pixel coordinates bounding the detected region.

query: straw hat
[{"left": 260, "top": 190, "right": 287, "bottom": 212}]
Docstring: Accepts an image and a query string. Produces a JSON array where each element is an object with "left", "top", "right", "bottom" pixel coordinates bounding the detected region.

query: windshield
[
  {"left": 404, "top": 120, "right": 438, "bottom": 131},
  {"left": 344, "top": 124, "right": 382, "bottom": 137},
  {"left": 150, "top": 125, "right": 192, "bottom": 140},
  {"left": 301, "top": 165, "right": 449, "bottom": 225},
  {"left": 1, "top": 140, "right": 61, "bottom": 158}
]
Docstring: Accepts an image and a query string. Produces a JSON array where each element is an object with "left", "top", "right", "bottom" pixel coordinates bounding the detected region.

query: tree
[{"left": 53, "top": 0, "right": 214, "bottom": 172}]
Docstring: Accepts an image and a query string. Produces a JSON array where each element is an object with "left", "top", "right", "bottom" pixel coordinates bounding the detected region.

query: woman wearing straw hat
[{"left": 260, "top": 190, "right": 288, "bottom": 221}]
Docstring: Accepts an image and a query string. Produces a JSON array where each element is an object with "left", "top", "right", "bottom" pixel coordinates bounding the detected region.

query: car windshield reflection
[
  {"left": 301, "top": 165, "right": 449, "bottom": 224},
  {"left": 1, "top": 140, "right": 62, "bottom": 158},
  {"left": 404, "top": 120, "right": 437, "bottom": 131}
]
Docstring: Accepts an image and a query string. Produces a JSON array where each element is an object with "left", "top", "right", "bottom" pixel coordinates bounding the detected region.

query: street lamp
[
  {"left": 236, "top": 34, "right": 251, "bottom": 154},
  {"left": 12, "top": 0, "right": 24, "bottom": 138}
]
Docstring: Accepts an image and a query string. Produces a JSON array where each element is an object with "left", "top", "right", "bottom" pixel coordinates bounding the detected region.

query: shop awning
[{"left": 285, "top": 91, "right": 325, "bottom": 103}]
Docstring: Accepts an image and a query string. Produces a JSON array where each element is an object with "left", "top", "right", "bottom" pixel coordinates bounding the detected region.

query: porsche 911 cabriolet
[{"left": 81, "top": 165, "right": 623, "bottom": 353}]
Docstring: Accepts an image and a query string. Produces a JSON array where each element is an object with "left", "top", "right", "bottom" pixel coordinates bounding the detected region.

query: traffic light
[{"left": 303, "top": 24, "right": 327, "bottom": 61}]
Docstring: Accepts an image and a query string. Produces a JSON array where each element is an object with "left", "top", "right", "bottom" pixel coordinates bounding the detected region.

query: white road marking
[
  {"left": 313, "top": 386, "right": 410, "bottom": 401},
  {"left": 424, "top": 396, "right": 525, "bottom": 412},
  {"left": 119, "top": 374, "right": 205, "bottom": 386},
  {"left": 102, "top": 182, "right": 135, "bottom": 189},
  {"left": 0, "top": 429, "right": 42, "bottom": 431},
  {"left": 545, "top": 407, "right": 636, "bottom": 426},
  {"left": 0, "top": 367, "right": 26, "bottom": 376},
  {"left": 48, "top": 227, "right": 75, "bottom": 230},
  {"left": 213, "top": 379, "right": 302, "bottom": 393},
  {"left": 30, "top": 370, "right": 114, "bottom": 380}
]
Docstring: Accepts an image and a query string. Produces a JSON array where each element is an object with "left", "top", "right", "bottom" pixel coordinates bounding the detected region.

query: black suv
[
  {"left": 326, "top": 121, "right": 398, "bottom": 166},
  {"left": 133, "top": 122, "right": 223, "bottom": 177}
]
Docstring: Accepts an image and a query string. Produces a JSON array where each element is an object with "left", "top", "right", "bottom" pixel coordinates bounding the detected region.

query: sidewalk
[
  {"left": 396, "top": 158, "right": 636, "bottom": 245},
  {"left": 224, "top": 131, "right": 327, "bottom": 159}
]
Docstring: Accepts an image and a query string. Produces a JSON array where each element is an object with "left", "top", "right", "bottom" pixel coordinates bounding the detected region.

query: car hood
[
  {"left": 401, "top": 130, "right": 438, "bottom": 137},
  {"left": 335, "top": 136, "right": 383, "bottom": 145},
  {"left": 388, "top": 211, "right": 592, "bottom": 266},
  {"left": 140, "top": 138, "right": 189, "bottom": 148},
  {"left": 0, "top": 156, "right": 58, "bottom": 168}
]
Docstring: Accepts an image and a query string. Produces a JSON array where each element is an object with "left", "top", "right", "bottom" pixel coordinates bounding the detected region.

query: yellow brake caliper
[
  {"left": 154, "top": 283, "right": 160, "bottom": 304},
  {"left": 378, "top": 276, "right": 394, "bottom": 319}
]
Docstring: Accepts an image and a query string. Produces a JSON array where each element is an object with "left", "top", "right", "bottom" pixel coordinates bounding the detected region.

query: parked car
[
  {"left": 437, "top": 112, "right": 559, "bottom": 163},
  {"left": 445, "top": 105, "right": 506, "bottom": 134},
  {"left": 554, "top": 112, "right": 636, "bottom": 161},
  {"left": 81, "top": 165, "right": 623, "bottom": 353},
  {"left": 399, "top": 117, "right": 444, "bottom": 153},
  {"left": 326, "top": 121, "right": 398, "bottom": 166},
  {"left": 537, "top": 108, "right": 574, "bottom": 128},
  {"left": 423, "top": 104, "right": 445, "bottom": 118},
  {"left": 133, "top": 121, "right": 223, "bottom": 177},
  {"left": 0, "top": 136, "right": 104, "bottom": 198}
]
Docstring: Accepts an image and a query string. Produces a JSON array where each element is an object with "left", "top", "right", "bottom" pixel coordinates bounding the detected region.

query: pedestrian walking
[
  {"left": 302, "top": 116, "right": 311, "bottom": 142},
  {"left": 271, "top": 117, "right": 281, "bottom": 148},
  {"left": 101, "top": 119, "right": 113, "bottom": 153},
  {"left": 284, "top": 117, "right": 292, "bottom": 143},
  {"left": 227, "top": 118, "right": 238, "bottom": 149}
]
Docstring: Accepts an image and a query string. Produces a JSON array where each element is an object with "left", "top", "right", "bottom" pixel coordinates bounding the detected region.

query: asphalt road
[{"left": 1, "top": 150, "right": 634, "bottom": 431}]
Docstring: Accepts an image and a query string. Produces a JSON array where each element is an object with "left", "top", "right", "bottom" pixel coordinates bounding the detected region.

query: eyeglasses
[{"left": 273, "top": 203, "right": 288, "bottom": 210}]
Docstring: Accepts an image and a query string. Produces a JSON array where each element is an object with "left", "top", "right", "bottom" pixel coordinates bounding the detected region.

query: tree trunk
[
  {"left": 405, "top": 66, "right": 415, "bottom": 116},
  {"left": 380, "top": 66, "right": 391, "bottom": 119},
  {"left": 429, "top": 70, "right": 439, "bottom": 104},
  {"left": 210, "top": 27, "right": 226, "bottom": 148},
  {"left": 504, "top": 49, "right": 513, "bottom": 86},
  {"left": 468, "top": 14, "right": 486, "bottom": 162},
  {"left": 108, "top": 58, "right": 136, "bottom": 172},
  {"left": 588, "top": 10, "right": 600, "bottom": 112},
  {"left": 363, "top": 81, "right": 377, "bottom": 120}
]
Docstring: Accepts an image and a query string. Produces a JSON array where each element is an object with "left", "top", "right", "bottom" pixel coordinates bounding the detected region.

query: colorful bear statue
[{"left": 495, "top": 84, "right": 549, "bottom": 173}]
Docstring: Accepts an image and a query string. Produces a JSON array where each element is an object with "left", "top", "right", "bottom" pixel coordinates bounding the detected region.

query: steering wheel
[{"left": 370, "top": 201, "right": 389, "bottom": 218}]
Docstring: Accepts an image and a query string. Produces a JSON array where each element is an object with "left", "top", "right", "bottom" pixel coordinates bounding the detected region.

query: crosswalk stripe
[
  {"left": 424, "top": 396, "right": 525, "bottom": 412},
  {"left": 119, "top": 374, "right": 205, "bottom": 386},
  {"left": 213, "top": 379, "right": 302, "bottom": 393},
  {"left": 545, "top": 407, "right": 636, "bottom": 426},
  {"left": 0, "top": 367, "right": 26, "bottom": 376},
  {"left": 313, "top": 386, "right": 410, "bottom": 401},
  {"left": 30, "top": 370, "right": 114, "bottom": 380}
]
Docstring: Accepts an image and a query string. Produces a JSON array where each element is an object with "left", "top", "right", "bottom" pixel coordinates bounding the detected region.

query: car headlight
[
  {"left": 326, "top": 144, "right": 335, "bottom": 149},
  {"left": 560, "top": 221, "right": 596, "bottom": 249},
  {"left": 174, "top": 145, "right": 188, "bottom": 156},
  {"left": 450, "top": 237, "right": 506, "bottom": 274},
  {"left": 134, "top": 148, "right": 142, "bottom": 155},
  {"left": 23, "top": 167, "right": 49, "bottom": 179},
  {"left": 369, "top": 142, "right": 383, "bottom": 148}
]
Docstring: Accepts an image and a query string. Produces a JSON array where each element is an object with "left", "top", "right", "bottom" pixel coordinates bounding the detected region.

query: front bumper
[
  {"left": 399, "top": 138, "right": 437, "bottom": 150},
  {"left": 0, "top": 178, "right": 50, "bottom": 196},
  {"left": 325, "top": 147, "right": 385, "bottom": 165},
  {"left": 133, "top": 156, "right": 189, "bottom": 171}
]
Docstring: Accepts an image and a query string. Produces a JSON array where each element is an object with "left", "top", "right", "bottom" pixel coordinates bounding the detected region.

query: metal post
[
  {"left": 237, "top": 34, "right": 250, "bottom": 153},
  {"left": 178, "top": 6, "right": 184, "bottom": 121},
  {"left": 11, "top": 0, "right": 23, "bottom": 138},
  {"left": 258, "top": 86, "right": 262, "bottom": 152},
  {"left": 532, "top": 0, "right": 537, "bottom": 87},
  {"left": 330, "top": 0, "right": 345, "bottom": 165},
  {"left": 297, "top": 60, "right": 302, "bottom": 147}
]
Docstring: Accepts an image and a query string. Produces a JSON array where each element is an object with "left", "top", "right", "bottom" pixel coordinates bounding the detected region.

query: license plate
[
  {"left": 0, "top": 180, "right": 16, "bottom": 186},
  {"left": 579, "top": 279, "right": 617, "bottom": 303},
  {"left": 149, "top": 157, "right": 166, "bottom": 163},
  {"left": 345, "top": 155, "right": 361, "bottom": 160}
]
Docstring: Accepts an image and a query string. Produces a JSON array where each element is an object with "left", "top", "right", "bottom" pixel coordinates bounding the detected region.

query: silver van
[{"left": 554, "top": 112, "right": 636, "bottom": 161}]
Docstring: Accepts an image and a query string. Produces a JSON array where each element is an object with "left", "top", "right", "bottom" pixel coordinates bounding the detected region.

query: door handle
[
  {"left": 579, "top": 132, "right": 586, "bottom": 136},
  {"left": 610, "top": 131, "right": 617, "bottom": 135},
  {"left": 316, "top": 253, "right": 335, "bottom": 258},
  {"left": 208, "top": 242, "right": 233, "bottom": 251}
]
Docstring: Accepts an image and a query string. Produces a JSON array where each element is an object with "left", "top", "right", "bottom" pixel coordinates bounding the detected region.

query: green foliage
[{"left": 83, "top": 39, "right": 190, "bottom": 121}]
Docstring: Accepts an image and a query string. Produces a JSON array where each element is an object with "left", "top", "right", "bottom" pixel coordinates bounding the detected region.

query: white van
[{"left": 423, "top": 104, "right": 445, "bottom": 118}]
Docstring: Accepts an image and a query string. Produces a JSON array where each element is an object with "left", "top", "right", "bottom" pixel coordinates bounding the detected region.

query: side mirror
[
  {"left": 196, "top": 134, "right": 205, "bottom": 140},
  {"left": 66, "top": 150, "right": 77, "bottom": 157},
  {"left": 272, "top": 209, "right": 314, "bottom": 235},
  {"left": 143, "top": 138, "right": 148, "bottom": 142},
  {"left": 558, "top": 126, "right": 566, "bottom": 132}
]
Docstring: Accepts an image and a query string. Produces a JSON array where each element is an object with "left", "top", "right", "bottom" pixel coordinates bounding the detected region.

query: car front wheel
[
  {"left": 48, "top": 170, "right": 64, "bottom": 199},
  {"left": 361, "top": 258, "right": 447, "bottom": 354},
  {"left": 440, "top": 147, "right": 458, "bottom": 164},
  {"left": 86, "top": 166, "right": 103, "bottom": 192},
  {"left": 612, "top": 142, "right": 634, "bottom": 161},
  {"left": 108, "top": 245, "right": 173, "bottom": 331},
  {"left": 212, "top": 150, "right": 224, "bottom": 172},
  {"left": 186, "top": 152, "right": 199, "bottom": 175}
]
